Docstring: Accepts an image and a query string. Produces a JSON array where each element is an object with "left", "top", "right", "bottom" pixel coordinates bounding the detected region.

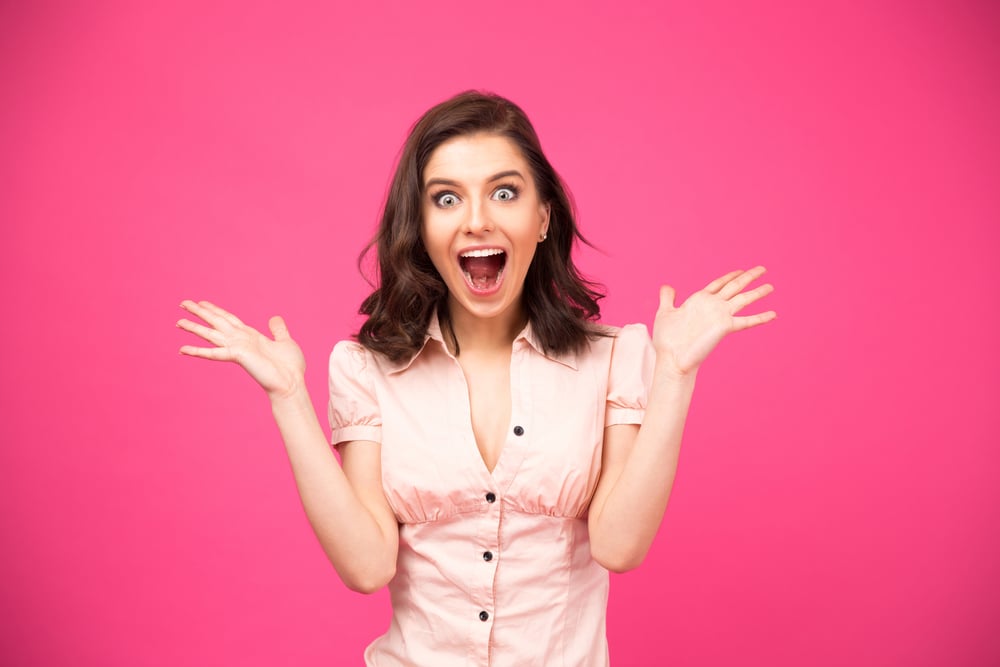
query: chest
[
  {"left": 374, "top": 344, "right": 611, "bottom": 523},
  {"left": 459, "top": 355, "right": 513, "bottom": 474}
]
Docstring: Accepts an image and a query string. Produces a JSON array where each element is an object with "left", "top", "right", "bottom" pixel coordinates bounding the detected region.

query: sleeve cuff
[
  {"left": 330, "top": 424, "right": 382, "bottom": 447},
  {"left": 605, "top": 407, "right": 645, "bottom": 427}
]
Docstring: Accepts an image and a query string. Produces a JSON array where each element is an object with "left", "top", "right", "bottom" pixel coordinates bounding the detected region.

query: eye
[
  {"left": 434, "top": 192, "right": 460, "bottom": 208},
  {"left": 492, "top": 185, "right": 519, "bottom": 202}
]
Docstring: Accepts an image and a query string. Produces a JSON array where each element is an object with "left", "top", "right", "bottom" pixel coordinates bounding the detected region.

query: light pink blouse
[{"left": 328, "top": 315, "right": 654, "bottom": 666}]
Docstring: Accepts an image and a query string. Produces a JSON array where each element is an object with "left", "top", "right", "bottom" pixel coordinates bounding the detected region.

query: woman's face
[{"left": 421, "top": 133, "right": 550, "bottom": 327}]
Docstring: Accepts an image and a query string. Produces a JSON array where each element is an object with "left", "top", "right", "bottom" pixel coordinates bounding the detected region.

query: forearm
[
  {"left": 590, "top": 360, "right": 697, "bottom": 571},
  {"left": 270, "top": 386, "right": 396, "bottom": 592}
]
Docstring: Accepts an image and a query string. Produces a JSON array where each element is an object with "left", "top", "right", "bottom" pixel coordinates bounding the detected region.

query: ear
[{"left": 539, "top": 203, "right": 551, "bottom": 237}]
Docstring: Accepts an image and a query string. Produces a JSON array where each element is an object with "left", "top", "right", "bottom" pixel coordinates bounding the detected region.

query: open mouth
[{"left": 458, "top": 248, "right": 507, "bottom": 292}]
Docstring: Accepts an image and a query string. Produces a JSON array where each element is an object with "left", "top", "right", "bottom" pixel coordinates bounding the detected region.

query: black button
[
  {"left": 513, "top": 425, "right": 524, "bottom": 436},
  {"left": 479, "top": 611, "right": 490, "bottom": 622},
  {"left": 483, "top": 551, "right": 493, "bottom": 562},
  {"left": 485, "top": 492, "right": 496, "bottom": 503}
]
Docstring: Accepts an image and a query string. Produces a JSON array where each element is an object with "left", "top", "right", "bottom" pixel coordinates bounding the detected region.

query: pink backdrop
[{"left": 2, "top": 1, "right": 998, "bottom": 665}]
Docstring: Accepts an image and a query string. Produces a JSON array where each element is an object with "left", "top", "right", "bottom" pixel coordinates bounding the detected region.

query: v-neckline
[{"left": 457, "top": 358, "right": 512, "bottom": 477}]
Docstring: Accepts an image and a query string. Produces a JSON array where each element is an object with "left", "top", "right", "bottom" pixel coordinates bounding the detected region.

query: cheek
[
  {"left": 419, "top": 216, "right": 439, "bottom": 251},
  {"left": 420, "top": 223, "right": 452, "bottom": 273}
]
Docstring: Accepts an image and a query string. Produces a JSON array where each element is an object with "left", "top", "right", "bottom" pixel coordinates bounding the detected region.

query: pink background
[{"left": 2, "top": 1, "right": 998, "bottom": 665}]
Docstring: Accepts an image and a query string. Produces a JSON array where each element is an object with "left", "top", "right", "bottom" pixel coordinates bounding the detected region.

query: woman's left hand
[{"left": 652, "top": 266, "right": 776, "bottom": 377}]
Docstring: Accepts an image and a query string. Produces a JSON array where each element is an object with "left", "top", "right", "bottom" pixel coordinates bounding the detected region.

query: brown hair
[{"left": 357, "top": 90, "right": 606, "bottom": 361}]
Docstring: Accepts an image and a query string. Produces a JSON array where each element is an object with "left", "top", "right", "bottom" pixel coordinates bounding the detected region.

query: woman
[{"left": 178, "top": 91, "right": 775, "bottom": 665}]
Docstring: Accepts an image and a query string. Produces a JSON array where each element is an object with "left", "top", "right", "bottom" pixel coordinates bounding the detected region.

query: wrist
[
  {"left": 268, "top": 377, "right": 310, "bottom": 408},
  {"left": 653, "top": 357, "right": 698, "bottom": 385}
]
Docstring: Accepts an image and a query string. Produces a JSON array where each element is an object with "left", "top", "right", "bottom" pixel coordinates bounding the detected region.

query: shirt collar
[{"left": 384, "top": 311, "right": 578, "bottom": 374}]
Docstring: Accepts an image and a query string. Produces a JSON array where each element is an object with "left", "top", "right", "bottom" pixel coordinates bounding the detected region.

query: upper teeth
[{"left": 460, "top": 248, "right": 504, "bottom": 258}]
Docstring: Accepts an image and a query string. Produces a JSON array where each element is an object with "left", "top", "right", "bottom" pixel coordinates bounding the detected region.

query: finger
[
  {"left": 730, "top": 283, "right": 774, "bottom": 313},
  {"left": 719, "top": 265, "right": 767, "bottom": 300},
  {"left": 179, "top": 300, "right": 229, "bottom": 330},
  {"left": 732, "top": 310, "right": 777, "bottom": 331},
  {"left": 179, "top": 344, "right": 235, "bottom": 361},
  {"left": 176, "top": 318, "right": 226, "bottom": 346},
  {"left": 197, "top": 300, "right": 245, "bottom": 328},
  {"left": 704, "top": 270, "right": 744, "bottom": 294},
  {"left": 269, "top": 315, "right": 290, "bottom": 342},
  {"left": 658, "top": 285, "right": 676, "bottom": 310}
]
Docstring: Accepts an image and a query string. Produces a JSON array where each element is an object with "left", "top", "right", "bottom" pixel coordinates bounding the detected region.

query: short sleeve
[
  {"left": 605, "top": 323, "right": 656, "bottom": 427},
  {"left": 327, "top": 340, "right": 382, "bottom": 446}
]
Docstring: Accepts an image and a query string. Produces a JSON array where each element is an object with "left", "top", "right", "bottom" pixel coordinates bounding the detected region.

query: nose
[{"left": 463, "top": 199, "right": 494, "bottom": 235}]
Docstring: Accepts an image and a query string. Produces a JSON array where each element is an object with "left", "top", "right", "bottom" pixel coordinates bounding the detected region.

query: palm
[
  {"left": 652, "top": 266, "right": 776, "bottom": 376},
  {"left": 177, "top": 300, "right": 305, "bottom": 399}
]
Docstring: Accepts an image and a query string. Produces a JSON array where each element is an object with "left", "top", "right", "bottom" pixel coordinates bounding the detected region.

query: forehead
[{"left": 423, "top": 133, "right": 530, "bottom": 185}]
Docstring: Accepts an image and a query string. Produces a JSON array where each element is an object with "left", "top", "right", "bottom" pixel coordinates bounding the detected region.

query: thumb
[
  {"left": 658, "top": 285, "right": 676, "bottom": 310},
  {"left": 268, "top": 315, "right": 290, "bottom": 341}
]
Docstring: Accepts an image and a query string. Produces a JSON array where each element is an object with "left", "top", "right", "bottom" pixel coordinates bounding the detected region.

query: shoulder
[
  {"left": 596, "top": 322, "right": 650, "bottom": 338},
  {"left": 329, "top": 340, "right": 388, "bottom": 387},
  {"left": 615, "top": 323, "right": 652, "bottom": 348},
  {"left": 328, "top": 340, "right": 385, "bottom": 438},
  {"left": 586, "top": 323, "right": 651, "bottom": 354},
  {"left": 567, "top": 324, "right": 653, "bottom": 375},
  {"left": 602, "top": 323, "right": 656, "bottom": 411},
  {"left": 330, "top": 339, "right": 370, "bottom": 370},
  {"left": 330, "top": 339, "right": 411, "bottom": 384}
]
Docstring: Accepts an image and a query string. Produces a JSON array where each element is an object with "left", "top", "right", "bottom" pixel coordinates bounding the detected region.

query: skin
[
  {"left": 421, "top": 133, "right": 550, "bottom": 337},
  {"left": 177, "top": 132, "right": 777, "bottom": 585},
  {"left": 420, "top": 133, "right": 550, "bottom": 471}
]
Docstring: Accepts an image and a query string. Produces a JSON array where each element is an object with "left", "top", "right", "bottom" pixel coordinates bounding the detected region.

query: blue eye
[
  {"left": 435, "top": 192, "right": 459, "bottom": 208},
  {"left": 493, "top": 186, "right": 518, "bottom": 201}
]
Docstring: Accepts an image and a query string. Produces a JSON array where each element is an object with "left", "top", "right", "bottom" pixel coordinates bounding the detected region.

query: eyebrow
[{"left": 424, "top": 170, "right": 525, "bottom": 190}]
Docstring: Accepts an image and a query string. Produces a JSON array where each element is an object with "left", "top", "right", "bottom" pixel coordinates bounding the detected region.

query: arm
[
  {"left": 269, "top": 391, "right": 398, "bottom": 593},
  {"left": 177, "top": 300, "right": 397, "bottom": 593},
  {"left": 588, "top": 267, "right": 776, "bottom": 572},
  {"left": 588, "top": 372, "right": 695, "bottom": 573}
]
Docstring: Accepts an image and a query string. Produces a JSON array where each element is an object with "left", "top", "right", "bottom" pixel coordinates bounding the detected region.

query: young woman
[{"left": 178, "top": 91, "right": 776, "bottom": 665}]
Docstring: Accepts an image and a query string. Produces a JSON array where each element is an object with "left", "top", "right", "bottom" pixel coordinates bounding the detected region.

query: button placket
[
  {"left": 467, "top": 344, "right": 534, "bottom": 661},
  {"left": 471, "top": 602, "right": 493, "bottom": 666},
  {"left": 471, "top": 486, "right": 500, "bottom": 648},
  {"left": 488, "top": 344, "right": 532, "bottom": 499}
]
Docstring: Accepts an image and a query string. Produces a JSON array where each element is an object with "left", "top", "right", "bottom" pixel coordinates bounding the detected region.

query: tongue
[{"left": 463, "top": 255, "right": 504, "bottom": 288}]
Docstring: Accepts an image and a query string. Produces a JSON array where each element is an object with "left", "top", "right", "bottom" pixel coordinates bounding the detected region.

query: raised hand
[
  {"left": 652, "top": 266, "right": 776, "bottom": 377},
  {"left": 177, "top": 300, "right": 306, "bottom": 400}
]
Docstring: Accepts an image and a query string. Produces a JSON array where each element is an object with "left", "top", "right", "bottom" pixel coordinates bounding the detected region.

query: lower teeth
[{"left": 464, "top": 271, "right": 498, "bottom": 289}]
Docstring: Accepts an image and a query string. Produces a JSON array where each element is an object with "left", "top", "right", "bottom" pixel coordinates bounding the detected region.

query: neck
[{"left": 444, "top": 299, "right": 527, "bottom": 356}]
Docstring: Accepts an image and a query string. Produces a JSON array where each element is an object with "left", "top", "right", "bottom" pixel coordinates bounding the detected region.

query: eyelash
[{"left": 431, "top": 184, "right": 520, "bottom": 208}]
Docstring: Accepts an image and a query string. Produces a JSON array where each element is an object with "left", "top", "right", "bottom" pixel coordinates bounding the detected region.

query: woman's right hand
[{"left": 177, "top": 300, "right": 306, "bottom": 400}]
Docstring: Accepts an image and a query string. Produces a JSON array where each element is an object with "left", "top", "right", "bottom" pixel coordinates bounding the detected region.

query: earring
[{"left": 539, "top": 232, "right": 548, "bottom": 242}]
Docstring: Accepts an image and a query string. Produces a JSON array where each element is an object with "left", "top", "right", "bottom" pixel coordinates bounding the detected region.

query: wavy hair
[{"left": 357, "top": 91, "right": 606, "bottom": 361}]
